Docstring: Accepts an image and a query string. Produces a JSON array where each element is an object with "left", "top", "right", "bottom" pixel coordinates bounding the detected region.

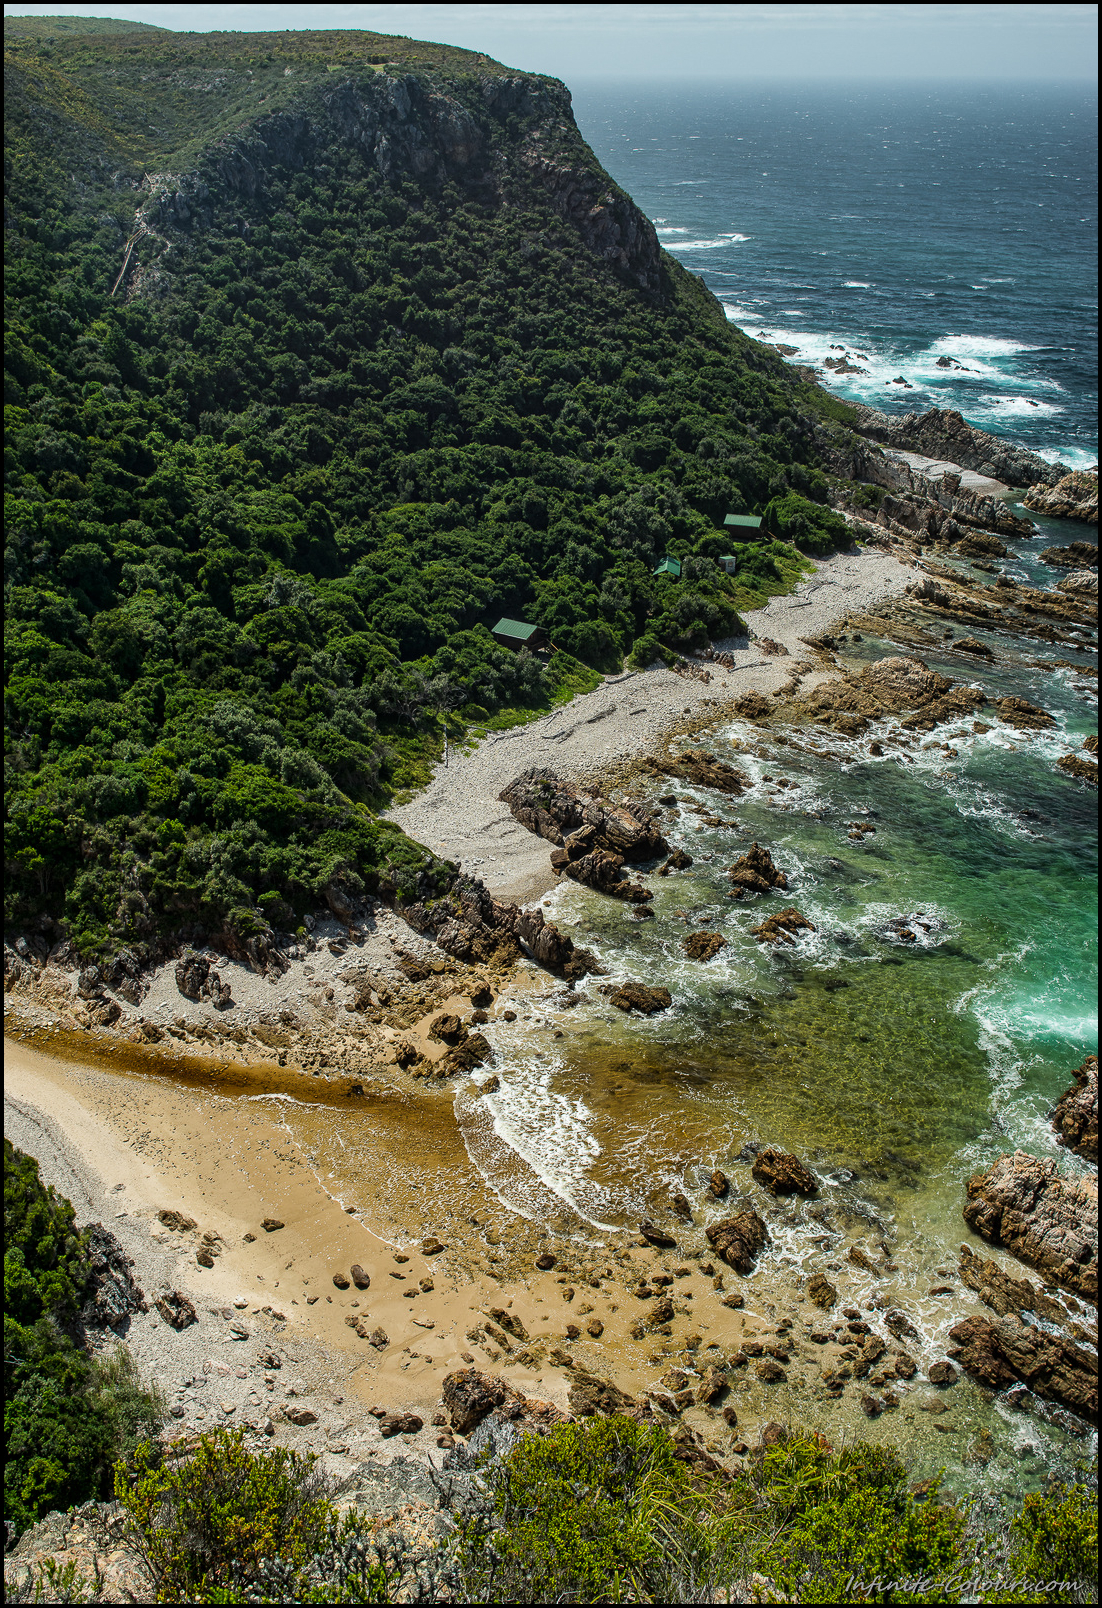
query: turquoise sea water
[
  {"left": 456, "top": 509, "right": 1097, "bottom": 1489},
  {"left": 572, "top": 81, "right": 1098, "bottom": 467}
]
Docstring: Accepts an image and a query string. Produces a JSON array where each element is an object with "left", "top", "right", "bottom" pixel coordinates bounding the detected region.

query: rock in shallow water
[
  {"left": 948, "top": 1314, "right": 1097, "bottom": 1421},
  {"left": 752, "top": 1148, "right": 818, "bottom": 1197},
  {"left": 706, "top": 1211, "right": 767, "bottom": 1274}
]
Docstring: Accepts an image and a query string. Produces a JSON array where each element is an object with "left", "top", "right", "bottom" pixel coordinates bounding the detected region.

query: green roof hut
[
  {"left": 723, "top": 513, "right": 763, "bottom": 539},
  {"left": 490, "top": 617, "right": 549, "bottom": 651},
  {"left": 653, "top": 556, "right": 681, "bottom": 579}
]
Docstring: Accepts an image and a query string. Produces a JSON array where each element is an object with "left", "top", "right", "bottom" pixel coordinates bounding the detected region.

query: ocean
[{"left": 572, "top": 80, "right": 1098, "bottom": 468}]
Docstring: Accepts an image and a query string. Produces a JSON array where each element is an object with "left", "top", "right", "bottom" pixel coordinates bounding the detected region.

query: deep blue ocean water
[{"left": 572, "top": 80, "right": 1098, "bottom": 467}]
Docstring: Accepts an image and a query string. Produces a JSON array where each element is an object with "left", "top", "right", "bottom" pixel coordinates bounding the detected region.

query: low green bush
[{"left": 763, "top": 490, "right": 851, "bottom": 554}]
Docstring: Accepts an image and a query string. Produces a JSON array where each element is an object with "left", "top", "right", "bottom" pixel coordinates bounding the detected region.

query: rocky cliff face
[{"left": 129, "top": 69, "right": 660, "bottom": 298}]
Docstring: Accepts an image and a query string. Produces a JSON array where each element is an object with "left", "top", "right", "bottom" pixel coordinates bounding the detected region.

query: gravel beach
[{"left": 388, "top": 546, "right": 912, "bottom": 901}]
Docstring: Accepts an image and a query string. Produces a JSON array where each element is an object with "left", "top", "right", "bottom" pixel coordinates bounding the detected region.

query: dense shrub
[
  {"left": 4, "top": 1143, "right": 164, "bottom": 1537},
  {"left": 4, "top": 24, "right": 838, "bottom": 956},
  {"left": 763, "top": 491, "right": 852, "bottom": 553}
]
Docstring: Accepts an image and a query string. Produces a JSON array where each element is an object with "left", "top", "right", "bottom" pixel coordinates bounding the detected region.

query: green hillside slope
[{"left": 5, "top": 21, "right": 844, "bottom": 960}]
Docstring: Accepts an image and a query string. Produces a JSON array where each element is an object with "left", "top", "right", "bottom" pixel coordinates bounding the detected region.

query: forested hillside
[{"left": 4, "top": 19, "right": 848, "bottom": 959}]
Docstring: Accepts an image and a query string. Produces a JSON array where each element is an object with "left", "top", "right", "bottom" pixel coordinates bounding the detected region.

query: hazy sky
[{"left": 4, "top": 3, "right": 1099, "bottom": 82}]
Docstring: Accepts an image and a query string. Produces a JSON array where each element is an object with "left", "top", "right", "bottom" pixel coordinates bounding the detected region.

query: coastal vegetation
[
  {"left": 5, "top": 19, "right": 845, "bottom": 959},
  {"left": 4, "top": 1141, "right": 164, "bottom": 1536},
  {"left": 9, "top": 1414, "right": 1097, "bottom": 1603}
]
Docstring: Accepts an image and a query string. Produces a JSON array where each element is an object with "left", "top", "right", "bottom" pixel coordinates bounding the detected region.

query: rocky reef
[{"left": 1051, "top": 1055, "right": 1098, "bottom": 1163}]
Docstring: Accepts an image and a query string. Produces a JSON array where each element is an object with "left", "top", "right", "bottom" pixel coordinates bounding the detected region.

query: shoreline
[{"left": 4, "top": 516, "right": 1095, "bottom": 1485}]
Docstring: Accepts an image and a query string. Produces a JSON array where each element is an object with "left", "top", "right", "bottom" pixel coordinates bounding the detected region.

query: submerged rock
[
  {"left": 751, "top": 1148, "right": 818, "bottom": 1197},
  {"left": 1050, "top": 1054, "right": 1098, "bottom": 1162},
  {"left": 962, "top": 1150, "right": 1098, "bottom": 1302}
]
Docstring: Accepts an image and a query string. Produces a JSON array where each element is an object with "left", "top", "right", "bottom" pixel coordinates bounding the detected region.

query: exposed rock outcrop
[
  {"left": 845, "top": 404, "right": 1069, "bottom": 492},
  {"left": 500, "top": 769, "right": 667, "bottom": 860},
  {"left": 751, "top": 1149, "right": 818, "bottom": 1197},
  {"left": 1056, "top": 569, "right": 1098, "bottom": 596},
  {"left": 793, "top": 655, "right": 987, "bottom": 737},
  {"left": 1057, "top": 752, "right": 1099, "bottom": 784},
  {"left": 551, "top": 839, "right": 654, "bottom": 902},
  {"left": 442, "top": 1367, "right": 566, "bottom": 1437},
  {"left": 1024, "top": 475, "right": 1098, "bottom": 524},
  {"left": 642, "top": 749, "right": 749, "bottom": 794},
  {"left": 728, "top": 843, "right": 788, "bottom": 896},
  {"left": 1051, "top": 1055, "right": 1098, "bottom": 1163},
  {"left": 957, "top": 1244, "right": 1067, "bottom": 1325},
  {"left": 706, "top": 1211, "right": 768, "bottom": 1273},
  {"left": 947, "top": 1314, "right": 1096, "bottom": 1420},
  {"left": 79, "top": 1224, "right": 148, "bottom": 1337},
  {"left": 402, "top": 873, "right": 602, "bottom": 981},
  {"left": 962, "top": 1150, "right": 1097, "bottom": 1302},
  {"left": 1039, "top": 542, "right": 1098, "bottom": 569},
  {"left": 683, "top": 931, "right": 727, "bottom": 962},
  {"left": 995, "top": 696, "right": 1056, "bottom": 731}
]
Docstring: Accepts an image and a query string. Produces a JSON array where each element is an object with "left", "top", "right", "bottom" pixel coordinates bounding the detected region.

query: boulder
[
  {"left": 568, "top": 1372, "right": 638, "bottom": 1417},
  {"left": 658, "top": 847, "right": 694, "bottom": 875},
  {"left": 953, "top": 636, "right": 994, "bottom": 658},
  {"left": 927, "top": 1361, "right": 958, "bottom": 1386},
  {"left": 158, "top": 1209, "right": 197, "bottom": 1232},
  {"left": 706, "top": 1211, "right": 768, "bottom": 1274},
  {"left": 324, "top": 883, "right": 358, "bottom": 921},
  {"left": 639, "top": 1219, "right": 677, "bottom": 1248},
  {"left": 750, "top": 908, "right": 815, "bottom": 946},
  {"left": 499, "top": 769, "right": 668, "bottom": 860},
  {"left": 261, "top": 1218, "right": 284, "bottom": 1232},
  {"left": 948, "top": 1314, "right": 1097, "bottom": 1420},
  {"left": 442, "top": 1367, "right": 565, "bottom": 1436},
  {"left": 1050, "top": 1054, "right": 1098, "bottom": 1161},
  {"left": 379, "top": 1412, "right": 423, "bottom": 1436},
  {"left": 333, "top": 1273, "right": 350, "bottom": 1290},
  {"left": 174, "top": 951, "right": 209, "bottom": 1000},
  {"left": 751, "top": 1148, "right": 818, "bottom": 1197},
  {"left": 350, "top": 1264, "right": 371, "bottom": 1290},
  {"left": 808, "top": 1274, "right": 837, "bottom": 1308},
  {"left": 79, "top": 1225, "right": 148, "bottom": 1334},
  {"left": 560, "top": 845, "right": 654, "bottom": 902},
  {"left": 154, "top": 1289, "right": 198, "bottom": 1330},
  {"left": 609, "top": 982, "right": 672, "bottom": 1015},
  {"left": 709, "top": 1170, "right": 729, "bottom": 1198},
  {"left": 683, "top": 931, "right": 727, "bottom": 962},
  {"left": 429, "top": 1013, "right": 464, "bottom": 1043},
  {"left": 728, "top": 842, "right": 788, "bottom": 896},
  {"left": 996, "top": 696, "right": 1056, "bottom": 731},
  {"left": 963, "top": 1150, "right": 1097, "bottom": 1301}
]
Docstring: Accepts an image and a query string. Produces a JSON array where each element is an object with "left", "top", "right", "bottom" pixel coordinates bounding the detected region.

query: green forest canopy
[{"left": 5, "top": 20, "right": 854, "bottom": 958}]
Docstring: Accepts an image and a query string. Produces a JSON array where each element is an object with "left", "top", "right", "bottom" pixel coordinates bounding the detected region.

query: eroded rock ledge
[{"left": 402, "top": 873, "right": 602, "bottom": 981}]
